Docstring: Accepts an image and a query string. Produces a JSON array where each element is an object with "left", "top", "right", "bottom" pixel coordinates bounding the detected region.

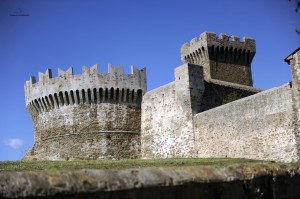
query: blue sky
[{"left": 0, "top": 0, "right": 299, "bottom": 161}]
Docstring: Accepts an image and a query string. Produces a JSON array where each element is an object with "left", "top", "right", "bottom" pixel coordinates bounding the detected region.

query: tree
[{"left": 289, "top": 0, "right": 300, "bottom": 34}]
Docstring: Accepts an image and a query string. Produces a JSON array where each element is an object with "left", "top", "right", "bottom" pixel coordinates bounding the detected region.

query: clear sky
[{"left": 0, "top": 0, "right": 299, "bottom": 161}]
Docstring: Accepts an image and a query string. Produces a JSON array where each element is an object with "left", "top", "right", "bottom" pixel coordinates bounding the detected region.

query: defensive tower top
[
  {"left": 24, "top": 64, "right": 146, "bottom": 115},
  {"left": 181, "top": 32, "right": 256, "bottom": 86}
]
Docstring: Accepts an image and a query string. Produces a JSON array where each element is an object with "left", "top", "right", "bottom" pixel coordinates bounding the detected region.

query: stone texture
[
  {"left": 194, "top": 84, "right": 299, "bottom": 162},
  {"left": 24, "top": 65, "right": 146, "bottom": 160},
  {"left": 201, "top": 79, "right": 261, "bottom": 111},
  {"left": 23, "top": 31, "right": 300, "bottom": 163},
  {"left": 23, "top": 132, "right": 140, "bottom": 160},
  {"left": 141, "top": 64, "right": 204, "bottom": 158},
  {"left": 181, "top": 32, "right": 255, "bottom": 86},
  {"left": 141, "top": 37, "right": 300, "bottom": 163},
  {"left": 2, "top": 164, "right": 300, "bottom": 198}
]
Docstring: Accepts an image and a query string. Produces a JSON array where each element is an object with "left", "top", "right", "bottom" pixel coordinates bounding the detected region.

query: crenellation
[
  {"left": 24, "top": 63, "right": 146, "bottom": 160},
  {"left": 30, "top": 76, "right": 36, "bottom": 84},
  {"left": 218, "top": 33, "right": 229, "bottom": 40},
  {"left": 25, "top": 64, "right": 147, "bottom": 109},
  {"left": 199, "top": 32, "right": 216, "bottom": 41},
  {"left": 109, "top": 64, "right": 123, "bottom": 74},
  {"left": 230, "top": 35, "right": 240, "bottom": 42},
  {"left": 58, "top": 68, "right": 65, "bottom": 78},
  {"left": 90, "top": 64, "right": 98, "bottom": 75},
  {"left": 181, "top": 31, "right": 256, "bottom": 86},
  {"left": 58, "top": 67, "right": 74, "bottom": 79},
  {"left": 37, "top": 69, "right": 52, "bottom": 85},
  {"left": 190, "top": 37, "right": 198, "bottom": 46},
  {"left": 243, "top": 36, "right": 255, "bottom": 43},
  {"left": 82, "top": 65, "right": 90, "bottom": 74}
]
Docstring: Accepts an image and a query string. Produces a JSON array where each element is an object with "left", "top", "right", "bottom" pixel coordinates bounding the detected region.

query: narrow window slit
[
  {"left": 59, "top": 92, "right": 64, "bottom": 106},
  {"left": 38, "top": 98, "right": 44, "bottom": 111},
  {"left": 41, "top": 97, "right": 48, "bottom": 110},
  {"left": 131, "top": 89, "right": 135, "bottom": 102},
  {"left": 45, "top": 96, "right": 51, "bottom": 109},
  {"left": 110, "top": 88, "right": 114, "bottom": 101},
  {"left": 70, "top": 90, "right": 75, "bottom": 104},
  {"left": 65, "top": 91, "right": 70, "bottom": 105},
  {"left": 116, "top": 88, "right": 119, "bottom": 102},
  {"left": 54, "top": 93, "right": 59, "bottom": 107},
  {"left": 49, "top": 94, "right": 54, "bottom": 108},
  {"left": 76, "top": 90, "right": 80, "bottom": 104},
  {"left": 105, "top": 88, "right": 108, "bottom": 102},
  {"left": 93, "top": 88, "right": 97, "bottom": 103},
  {"left": 126, "top": 89, "right": 130, "bottom": 103},
  {"left": 121, "top": 88, "right": 125, "bottom": 102},
  {"left": 87, "top": 88, "right": 91, "bottom": 104},
  {"left": 34, "top": 99, "right": 40, "bottom": 112},
  {"left": 81, "top": 89, "right": 86, "bottom": 103},
  {"left": 99, "top": 88, "right": 103, "bottom": 102}
]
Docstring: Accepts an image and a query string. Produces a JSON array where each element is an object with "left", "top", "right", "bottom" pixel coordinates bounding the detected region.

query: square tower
[{"left": 181, "top": 32, "right": 256, "bottom": 86}]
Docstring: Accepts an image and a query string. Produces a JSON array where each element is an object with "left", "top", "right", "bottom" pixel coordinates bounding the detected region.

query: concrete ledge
[{"left": 1, "top": 164, "right": 300, "bottom": 198}]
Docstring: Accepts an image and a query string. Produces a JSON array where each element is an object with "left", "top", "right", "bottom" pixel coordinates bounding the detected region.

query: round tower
[
  {"left": 23, "top": 64, "right": 146, "bottom": 160},
  {"left": 181, "top": 32, "right": 256, "bottom": 86}
]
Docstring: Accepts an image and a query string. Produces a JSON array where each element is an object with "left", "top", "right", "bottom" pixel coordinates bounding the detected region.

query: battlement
[
  {"left": 181, "top": 32, "right": 255, "bottom": 66},
  {"left": 25, "top": 64, "right": 146, "bottom": 114},
  {"left": 180, "top": 32, "right": 255, "bottom": 86}
]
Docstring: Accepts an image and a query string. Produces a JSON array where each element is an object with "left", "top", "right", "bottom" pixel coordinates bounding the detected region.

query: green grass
[{"left": 0, "top": 158, "right": 276, "bottom": 172}]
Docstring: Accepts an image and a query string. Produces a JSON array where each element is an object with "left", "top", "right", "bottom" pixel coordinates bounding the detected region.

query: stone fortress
[{"left": 23, "top": 31, "right": 300, "bottom": 163}]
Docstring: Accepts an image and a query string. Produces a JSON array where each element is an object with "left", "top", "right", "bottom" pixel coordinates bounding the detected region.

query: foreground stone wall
[
  {"left": 2, "top": 164, "right": 300, "bottom": 198},
  {"left": 194, "top": 84, "right": 300, "bottom": 162},
  {"left": 141, "top": 64, "right": 204, "bottom": 158}
]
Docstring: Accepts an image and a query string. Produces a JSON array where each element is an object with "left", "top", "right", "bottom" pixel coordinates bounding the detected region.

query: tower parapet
[
  {"left": 23, "top": 64, "right": 146, "bottom": 160},
  {"left": 25, "top": 64, "right": 146, "bottom": 116},
  {"left": 181, "top": 32, "right": 256, "bottom": 86}
]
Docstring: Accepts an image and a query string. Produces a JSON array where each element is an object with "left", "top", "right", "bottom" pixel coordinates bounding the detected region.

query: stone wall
[
  {"left": 141, "top": 64, "right": 204, "bottom": 158},
  {"left": 25, "top": 64, "right": 146, "bottom": 108},
  {"left": 24, "top": 64, "right": 146, "bottom": 160},
  {"left": 24, "top": 132, "right": 140, "bottom": 160},
  {"left": 181, "top": 32, "right": 255, "bottom": 86},
  {"left": 194, "top": 84, "right": 300, "bottom": 162},
  {"left": 208, "top": 61, "right": 253, "bottom": 86},
  {"left": 24, "top": 103, "right": 141, "bottom": 160},
  {"left": 201, "top": 79, "right": 261, "bottom": 112},
  {"left": 3, "top": 164, "right": 300, "bottom": 198}
]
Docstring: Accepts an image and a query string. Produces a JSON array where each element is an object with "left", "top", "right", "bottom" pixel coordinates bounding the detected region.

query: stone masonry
[
  {"left": 23, "top": 64, "right": 146, "bottom": 160},
  {"left": 24, "top": 31, "right": 300, "bottom": 162},
  {"left": 181, "top": 32, "right": 255, "bottom": 86}
]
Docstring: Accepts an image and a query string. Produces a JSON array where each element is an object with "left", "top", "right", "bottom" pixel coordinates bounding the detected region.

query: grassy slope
[{"left": 0, "top": 158, "right": 277, "bottom": 172}]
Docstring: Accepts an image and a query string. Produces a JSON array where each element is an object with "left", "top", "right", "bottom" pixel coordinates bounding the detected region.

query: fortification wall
[
  {"left": 24, "top": 130, "right": 140, "bottom": 160},
  {"left": 141, "top": 64, "right": 204, "bottom": 158},
  {"left": 25, "top": 64, "right": 146, "bottom": 113},
  {"left": 201, "top": 79, "right": 261, "bottom": 112},
  {"left": 24, "top": 64, "right": 146, "bottom": 160},
  {"left": 194, "top": 84, "right": 300, "bottom": 162},
  {"left": 181, "top": 32, "right": 255, "bottom": 86}
]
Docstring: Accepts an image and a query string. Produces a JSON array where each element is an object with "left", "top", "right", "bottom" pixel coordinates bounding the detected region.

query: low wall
[
  {"left": 194, "top": 84, "right": 300, "bottom": 162},
  {"left": 2, "top": 164, "right": 300, "bottom": 198}
]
